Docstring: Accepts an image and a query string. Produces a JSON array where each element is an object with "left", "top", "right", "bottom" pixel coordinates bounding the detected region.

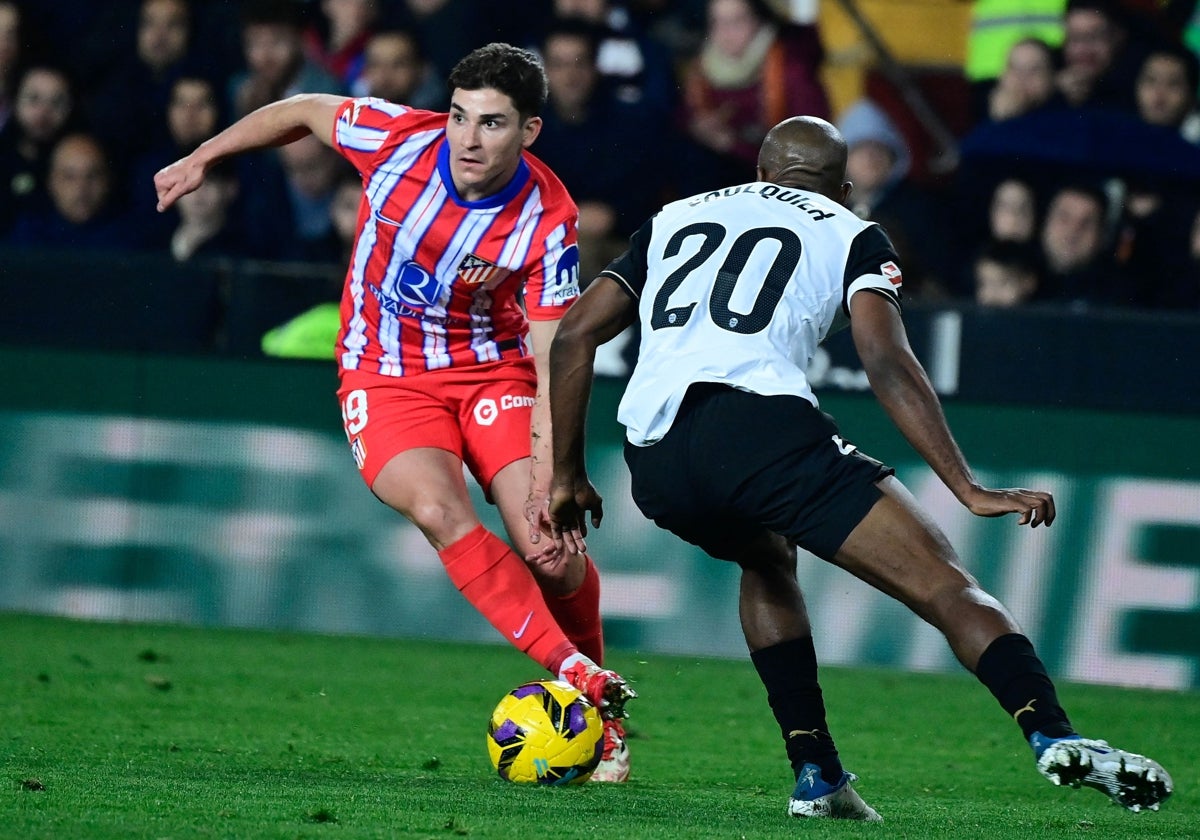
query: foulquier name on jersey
[{"left": 686, "top": 184, "right": 836, "bottom": 222}]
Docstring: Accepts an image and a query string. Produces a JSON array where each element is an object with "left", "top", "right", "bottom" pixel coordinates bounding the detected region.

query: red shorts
[{"left": 337, "top": 358, "right": 537, "bottom": 492}]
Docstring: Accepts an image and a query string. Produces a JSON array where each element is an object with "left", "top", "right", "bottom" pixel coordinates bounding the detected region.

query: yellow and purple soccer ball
[{"left": 486, "top": 679, "right": 604, "bottom": 785}]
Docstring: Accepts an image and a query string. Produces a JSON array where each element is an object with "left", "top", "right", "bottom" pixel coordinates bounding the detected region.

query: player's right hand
[
  {"left": 962, "top": 486, "right": 1056, "bottom": 527},
  {"left": 154, "top": 155, "right": 206, "bottom": 212},
  {"left": 545, "top": 478, "right": 604, "bottom": 556}
]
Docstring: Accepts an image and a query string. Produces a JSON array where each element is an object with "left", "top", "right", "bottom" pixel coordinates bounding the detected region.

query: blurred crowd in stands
[{"left": 1, "top": 0, "right": 1198, "bottom": 334}]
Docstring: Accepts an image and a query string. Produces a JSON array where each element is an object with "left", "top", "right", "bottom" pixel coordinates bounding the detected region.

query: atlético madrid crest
[{"left": 457, "top": 253, "right": 511, "bottom": 286}]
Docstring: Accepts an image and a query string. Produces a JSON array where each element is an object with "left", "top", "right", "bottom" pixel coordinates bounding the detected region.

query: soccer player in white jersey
[{"left": 537, "top": 116, "right": 1173, "bottom": 820}]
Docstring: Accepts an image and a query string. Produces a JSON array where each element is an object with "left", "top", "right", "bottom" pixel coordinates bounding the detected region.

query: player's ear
[
  {"left": 522, "top": 115, "right": 542, "bottom": 148},
  {"left": 840, "top": 180, "right": 853, "bottom": 204}
]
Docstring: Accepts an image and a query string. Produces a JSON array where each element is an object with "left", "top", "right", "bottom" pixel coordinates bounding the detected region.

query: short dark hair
[
  {"left": 542, "top": 16, "right": 603, "bottom": 64},
  {"left": 240, "top": 0, "right": 304, "bottom": 30},
  {"left": 447, "top": 42, "right": 547, "bottom": 119},
  {"left": 370, "top": 28, "right": 425, "bottom": 63},
  {"left": 1066, "top": 0, "right": 1118, "bottom": 17},
  {"left": 1065, "top": 0, "right": 1130, "bottom": 32}
]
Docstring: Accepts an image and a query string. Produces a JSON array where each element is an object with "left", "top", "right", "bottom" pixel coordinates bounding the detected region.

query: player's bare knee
[
  {"left": 922, "top": 579, "right": 1009, "bottom": 632},
  {"left": 402, "top": 500, "right": 477, "bottom": 549},
  {"left": 527, "top": 551, "right": 587, "bottom": 598}
]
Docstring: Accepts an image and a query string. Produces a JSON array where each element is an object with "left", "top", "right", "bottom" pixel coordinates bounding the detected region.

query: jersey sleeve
[
  {"left": 523, "top": 214, "right": 582, "bottom": 321},
  {"left": 331, "top": 97, "right": 412, "bottom": 174},
  {"left": 842, "top": 223, "right": 903, "bottom": 316},
  {"left": 598, "top": 216, "right": 655, "bottom": 300}
]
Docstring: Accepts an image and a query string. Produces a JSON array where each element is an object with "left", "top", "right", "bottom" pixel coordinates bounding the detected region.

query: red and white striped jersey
[{"left": 330, "top": 97, "right": 581, "bottom": 377}]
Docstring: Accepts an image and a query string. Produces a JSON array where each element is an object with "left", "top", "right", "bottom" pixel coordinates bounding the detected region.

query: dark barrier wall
[
  {"left": 815, "top": 304, "right": 1200, "bottom": 415},
  {"left": 1, "top": 346, "right": 1198, "bottom": 690},
  {"left": 3, "top": 245, "right": 1198, "bottom": 413}
]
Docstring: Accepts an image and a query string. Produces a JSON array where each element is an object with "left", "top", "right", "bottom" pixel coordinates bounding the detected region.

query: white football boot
[
  {"left": 787, "top": 763, "right": 882, "bottom": 821},
  {"left": 591, "top": 718, "right": 631, "bottom": 783},
  {"left": 1032, "top": 733, "right": 1173, "bottom": 812}
]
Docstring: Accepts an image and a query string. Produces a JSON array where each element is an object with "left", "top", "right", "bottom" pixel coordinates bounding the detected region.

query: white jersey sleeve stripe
[
  {"left": 336, "top": 97, "right": 411, "bottom": 152},
  {"left": 599, "top": 269, "right": 638, "bottom": 300},
  {"left": 536, "top": 222, "right": 568, "bottom": 309},
  {"left": 340, "top": 214, "right": 379, "bottom": 371},
  {"left": 337, "top": 120, "right": 389, "bottom": 152},
  {"left": 500, "top": 187, "right": 541, "bottom": 265},
  {"left": 846, "top": 275, "right": 901, "bottom": 310}
]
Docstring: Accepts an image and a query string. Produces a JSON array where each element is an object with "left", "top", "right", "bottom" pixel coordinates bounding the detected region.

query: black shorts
[{"left": 623, "top": 383, "right": 894, "bottom": 561}]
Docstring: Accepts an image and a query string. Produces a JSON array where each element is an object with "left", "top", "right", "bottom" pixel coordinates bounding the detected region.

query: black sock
[
  {"left": 749, "top": 636, "right": 842, "bottom": 784},
  {"left": 974, "top": 633, "right": 1075, "bottom": 740}
]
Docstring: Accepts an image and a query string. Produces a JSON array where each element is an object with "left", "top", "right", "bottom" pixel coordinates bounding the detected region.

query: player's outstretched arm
[
  {"left": 544, "top": 276, "right": 638, "bottom": 554},
  {"left": 154, "top": 93, "right": 347, "bottom": 212},
  {"left": 849, "top": 291, "right": 1055, "bottom": 527}
]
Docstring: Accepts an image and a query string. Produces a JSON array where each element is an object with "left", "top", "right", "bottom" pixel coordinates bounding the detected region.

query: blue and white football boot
[
  {"left": 787, "top": 763, "right": 882, "bottom": 821},
  {"left": 1031, "top": 732, "right": 1173, "bottom": 812}
]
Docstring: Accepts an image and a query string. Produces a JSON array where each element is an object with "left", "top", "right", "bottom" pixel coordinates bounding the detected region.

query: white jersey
[{"left": 602, "top": 182, "right": 903, "bottom": 446}]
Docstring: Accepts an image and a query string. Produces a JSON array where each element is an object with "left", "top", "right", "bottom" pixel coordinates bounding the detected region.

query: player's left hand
[
  {"left": 962, "top": 486, "right": 1056, "bottom": 527},
  {"left": 525, "top": 489, "right": 568, "bottom": 570},
  {"left": 154, "top": 155, "right": 206, "bottom": 212},
  {"left": 524, "top": 539, "right": 566, "bottom": 571}
]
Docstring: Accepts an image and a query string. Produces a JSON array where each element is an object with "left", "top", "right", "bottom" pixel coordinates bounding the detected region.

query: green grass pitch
[{"left": 1, "top": 612, "right": 1194, "bottom": 839}]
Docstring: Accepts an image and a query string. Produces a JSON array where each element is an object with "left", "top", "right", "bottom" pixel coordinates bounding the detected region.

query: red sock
[
  {"left": 438, "top": 524, "right": 575, "bottom": 673},
  {"left": 545, "top": 554, "right": 604, "bottom": 666}
]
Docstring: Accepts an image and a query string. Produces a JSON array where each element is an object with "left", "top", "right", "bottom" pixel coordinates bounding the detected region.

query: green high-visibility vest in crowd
[
  {"left": 965, "top": 0, "right": 1067, "bottom": 82},
  {"left": 1186, "top": 5, "right": 1200, "bottom": 57}
]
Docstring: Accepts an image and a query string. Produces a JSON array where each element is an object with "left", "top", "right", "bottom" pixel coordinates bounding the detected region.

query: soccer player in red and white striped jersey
[
  {"left": 331, "top": 93, "right": 579, "bottom": 377},
  {"left": 155, "top": 43, "right": 634, "bottom": 781}
]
